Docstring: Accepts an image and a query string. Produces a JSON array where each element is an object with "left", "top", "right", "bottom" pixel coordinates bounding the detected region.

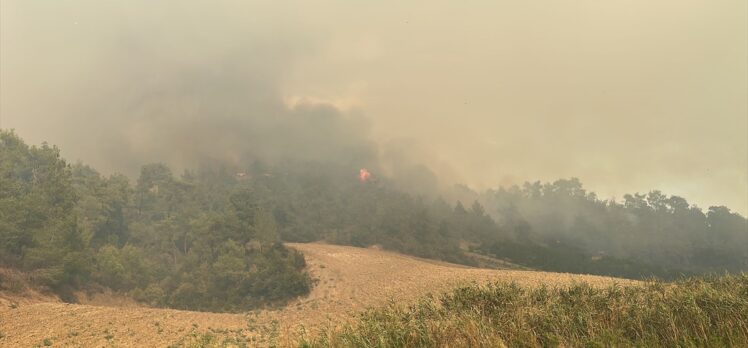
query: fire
[{"left": 359, "top": 168, "right": 371, "bottom": 182}]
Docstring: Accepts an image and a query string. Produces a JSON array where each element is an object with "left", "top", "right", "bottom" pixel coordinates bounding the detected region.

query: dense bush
[
  {"left": 476, "top": 240, "right": 685, "bottom": 280},
  {"left": 0, "top": 130, "right": 310, "bottom": 311}
]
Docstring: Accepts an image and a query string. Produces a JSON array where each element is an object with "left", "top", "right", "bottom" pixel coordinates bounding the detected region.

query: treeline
[
  {"left": 0, "top": 130, "right": 309, "bottom": 311},
  {"left": 246, "top": 161, "right": 474, "bottom": 265},
  {"left": 473, "top": 179, "right": 748, "bottom": 277},
  {"left": 249, "top": 166, "right": 747, "bottom": 279},
  {"left": 2, "top": 130, "right": 747, "bottom": 311}
]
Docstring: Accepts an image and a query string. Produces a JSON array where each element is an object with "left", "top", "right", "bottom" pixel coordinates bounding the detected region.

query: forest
[
  {"left": 1, "top": 129, "right": 746, "bottom": 311},
  {"left": 0, "top": 130, "right": 309, "bottom": 311}
]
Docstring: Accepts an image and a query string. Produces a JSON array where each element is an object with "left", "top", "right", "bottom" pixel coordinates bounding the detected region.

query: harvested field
[{"left": 0, "top": 243, "right": 634, "bottom": 347}]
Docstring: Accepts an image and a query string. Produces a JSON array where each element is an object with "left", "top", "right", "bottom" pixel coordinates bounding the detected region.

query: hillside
[
  {"left": 302, "top": 273, "right": 748, "bottom": 347},
  {"left": 0, "top": 243, "right": 633, "bottom": 347}
]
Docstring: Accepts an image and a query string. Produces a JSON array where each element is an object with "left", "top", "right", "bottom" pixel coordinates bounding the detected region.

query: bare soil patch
[{"left": 0, "top": 243, "right": 634, "bottom": 347}]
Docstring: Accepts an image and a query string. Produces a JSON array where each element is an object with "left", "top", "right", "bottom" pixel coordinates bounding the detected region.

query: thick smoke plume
[
  {"left": 1, "top": 1, "right": 384, "bottom": 175},
  {"left": 1, "top": 0, "right": 745, "bottom": 212}
]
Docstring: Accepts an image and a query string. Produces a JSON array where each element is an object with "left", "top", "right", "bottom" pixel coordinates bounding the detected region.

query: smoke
[
  {"left": 0, "top": 1, "right": 382, "bottom": 176},
  {"left": 94, "top": 65, "right": 380, "bottom": 174},
  {"left": 1, "top": 0, "right": 746, "bottom": 213}
]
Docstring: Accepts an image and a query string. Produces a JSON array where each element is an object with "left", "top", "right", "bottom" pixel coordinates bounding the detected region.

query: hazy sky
[{"left": 1, "top": 1, "right": 746, "bottom": 214}]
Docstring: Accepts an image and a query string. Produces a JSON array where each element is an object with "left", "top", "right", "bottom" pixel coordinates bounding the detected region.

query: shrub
[{"left": 301, "top": 274, "right": 748, "bottom": 347}]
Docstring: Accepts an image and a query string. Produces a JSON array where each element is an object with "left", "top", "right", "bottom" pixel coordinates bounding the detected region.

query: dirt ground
[{"left": 0, "top": 243, "right": 634, "bottom": 347}]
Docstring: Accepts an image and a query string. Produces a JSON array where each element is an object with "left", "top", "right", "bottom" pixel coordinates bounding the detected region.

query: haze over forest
[
  {"left": 2, "top": 2, "right": 748, "bottom": 346},
  {"left": 1, "top": 0, "right": 746, "bottom": 215}
]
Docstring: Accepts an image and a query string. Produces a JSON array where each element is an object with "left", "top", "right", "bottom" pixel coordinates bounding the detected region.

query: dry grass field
[{"left": 0, "top": 243, "right": 633, "bottom": 347}]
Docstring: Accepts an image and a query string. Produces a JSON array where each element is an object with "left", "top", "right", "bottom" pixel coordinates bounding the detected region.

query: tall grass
[{"left": 299, "top": 274, "right": 748, "bottom": 347}]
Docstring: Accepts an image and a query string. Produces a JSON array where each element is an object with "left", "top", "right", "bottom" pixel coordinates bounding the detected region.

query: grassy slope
[
  {"left": 0, "top": 243, "right": 631, "bottom": 347},
  {"left": 300, "top": 274, "right": 748, "bottom": 348}
]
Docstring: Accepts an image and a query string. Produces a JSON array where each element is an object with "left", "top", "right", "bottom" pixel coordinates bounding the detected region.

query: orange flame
[{"left": 359, "top": 168, "right": 371, "bottom": 182}]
